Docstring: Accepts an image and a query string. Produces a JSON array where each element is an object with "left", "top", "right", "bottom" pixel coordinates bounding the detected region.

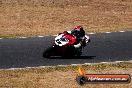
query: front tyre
[
  {"left": 76, "top": 50, "right": 82, "bottom": 57},
  {"left": 75, "top": 48, "right": 82, "bottom": 57}
]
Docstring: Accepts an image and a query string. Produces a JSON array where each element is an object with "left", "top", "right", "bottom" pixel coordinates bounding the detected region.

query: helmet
[
  {"left": 74, "top": 25, "right": 83, "bottom": 31},
  {"left": 71, "top": 25, "right": 85, "bottom": 37}
]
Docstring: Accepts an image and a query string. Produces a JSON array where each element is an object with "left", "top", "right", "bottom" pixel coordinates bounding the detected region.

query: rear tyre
[
  {"left": 76, "top": 51, "right": 82, "bottom": 57},
  {"left": 43, "top": 46, "right": 54, "bottom": 58},
  {"left": 43, "top": 50, "right": 50, "bottom": 58}
]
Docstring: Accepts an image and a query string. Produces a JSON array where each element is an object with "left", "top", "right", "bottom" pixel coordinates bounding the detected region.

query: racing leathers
[{"left": 59, "top": 30, "right": 88, "bottom": 50}]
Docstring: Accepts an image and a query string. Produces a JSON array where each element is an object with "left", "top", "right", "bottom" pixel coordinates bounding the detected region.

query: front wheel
[{"left": 75, "top": 48, "right": 82, "bottom": 57}]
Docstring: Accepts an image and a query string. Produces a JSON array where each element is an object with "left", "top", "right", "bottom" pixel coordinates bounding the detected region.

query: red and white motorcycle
[{"left": 43, "top": 33, "right": 90, "bottom": 58}]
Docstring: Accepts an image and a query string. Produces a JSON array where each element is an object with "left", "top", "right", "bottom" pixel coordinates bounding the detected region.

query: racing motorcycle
[{"left": 43, "top": 33, "right": 90, "bottom": 58}]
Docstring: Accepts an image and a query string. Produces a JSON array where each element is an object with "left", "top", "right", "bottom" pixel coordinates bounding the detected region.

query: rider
[{"left": 61, "top": 25, "right": 86, "bottom": 50}]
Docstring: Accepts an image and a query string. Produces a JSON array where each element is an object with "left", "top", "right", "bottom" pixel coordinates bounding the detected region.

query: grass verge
[
  {"left": 0, "top": 62, "right": 132, "bottom": 88},
  {"left": 0, "top": 0, "right": 132, "bottom": 38}
]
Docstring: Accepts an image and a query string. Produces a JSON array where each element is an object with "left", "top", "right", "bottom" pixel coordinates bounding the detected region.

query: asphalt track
[{"left": 0, "top": 31, "right": 132, "bottom": 69}]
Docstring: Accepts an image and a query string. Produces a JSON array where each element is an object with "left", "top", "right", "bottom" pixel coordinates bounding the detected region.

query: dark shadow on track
[{"left": 45, "top": 56, "right": 96, "bottom": 59}]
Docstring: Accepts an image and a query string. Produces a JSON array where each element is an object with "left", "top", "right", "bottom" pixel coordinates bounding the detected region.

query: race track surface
[{"left": 0, "top": 31, "right": 132, "bottom": 69}]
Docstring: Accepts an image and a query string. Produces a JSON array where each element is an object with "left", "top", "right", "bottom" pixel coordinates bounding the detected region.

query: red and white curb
[{"left": 1, "top": 60, "right": 132, "bottom": 70}]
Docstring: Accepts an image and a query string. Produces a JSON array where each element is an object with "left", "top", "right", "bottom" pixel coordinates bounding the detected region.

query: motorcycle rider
[{"left": 59, "top": 25, "right": 87, "bottom": 54}]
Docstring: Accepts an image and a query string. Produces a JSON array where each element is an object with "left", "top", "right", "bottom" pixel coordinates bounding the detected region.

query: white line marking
[
  {"left": 115, "top": 61, "right": 124, "bottom": 63},
  {"left": 38, "top": 66, "right": 47, "bottom": 68},
  {"left": 88, "top": 33, "right": 95, "bottom": 34},
  {"left": 38, "top": 36, "right": 44, "bottom": 37},
  {"left": 19, "top": 37, "right": 27, "bottom": 39},
  {"left": 0, "top": 38, "right": 3, "bottom": 39},
  {"left": 119, "top": 31, "right": 125, "bottom": 32},
  {"left": 106, "top": 32, "right": 111, "bottom": 33},
  {"left": 26, "top": 67, "right": 34, "bottom": 68},
  {"left": 71, "top": 64, "right": 80, "bottom": 66},
  {"left": 57, "top": 65, "right": 69, "bottom": 67},
  {"left": 7, "top": 68, "right": 23, "bottom": 70},
  {"left": 84, "top": 63, "right": 92, "bottom": 65},
  {"left": 38, "top": 66, "right": 54, "bottom": 68}
]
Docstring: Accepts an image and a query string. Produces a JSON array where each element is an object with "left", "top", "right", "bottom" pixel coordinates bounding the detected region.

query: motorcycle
[{"left": 43, "top": 33, "right": 90, "bottom": 58}]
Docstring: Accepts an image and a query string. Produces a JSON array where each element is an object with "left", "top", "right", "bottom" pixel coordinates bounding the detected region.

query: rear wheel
[
  {"left": 43, "top": 50, "right": 50, "bottom": 58},
  {"left": 43, "top": 46, "right": 54, "bottom": 58}
]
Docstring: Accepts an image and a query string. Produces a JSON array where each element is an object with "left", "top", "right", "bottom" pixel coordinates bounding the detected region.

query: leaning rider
[{"left": 61, "top": 25, "right": 86, "bottom": 51}]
